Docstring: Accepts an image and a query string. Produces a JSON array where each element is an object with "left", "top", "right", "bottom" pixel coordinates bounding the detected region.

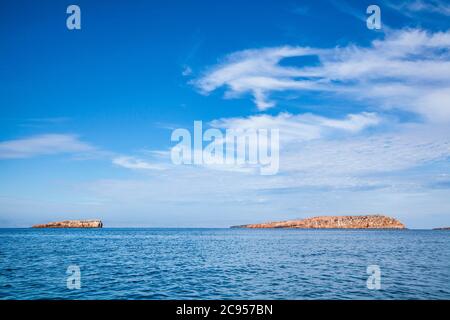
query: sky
[{"left": 1, "top": 0, "right": 450, "bottom": 228}]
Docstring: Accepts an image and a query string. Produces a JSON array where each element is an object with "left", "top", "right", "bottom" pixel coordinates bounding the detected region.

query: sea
[{"left": 0, "top": 228, "right": 449, "bottom": 300}]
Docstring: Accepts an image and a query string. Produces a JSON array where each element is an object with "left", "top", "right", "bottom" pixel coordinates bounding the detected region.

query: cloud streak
[
  {"left": 113, "top": 156, "right": 166, "bottom": 171},
  {"left": 0, "top": 134, "right": 95, "bottom": 159},
  {"left": 384, "top": 0, "right": 450, "bottom": 16},
  {"left": 209, "top": 113, "right": 450, "bottom": 183}
]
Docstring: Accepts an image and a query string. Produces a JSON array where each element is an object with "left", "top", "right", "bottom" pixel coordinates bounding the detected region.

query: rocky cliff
[
  {"left": 232, "top": 215, "right": 405, "bottom": 229},
  {"left": 32, "top": 219, "right": 103, "bottom": 228}
]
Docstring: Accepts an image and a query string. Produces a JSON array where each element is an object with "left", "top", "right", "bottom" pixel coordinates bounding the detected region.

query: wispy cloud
[
  {"left": 209, "top": 113, "right": 450, "bottom": 181},
  {"left": 384, "top": 0, "right": 450, "bottom": 16},
  {"left": 17, "top": 117, "right": 71, "bottom": 129},
  {"left": 211, "top": 112, "right": 381, "bottom": 143},
  {"left": 194, "top": 29, "right": 450, "bottom": 121},
  {"left": 0, "top": 134, "right": 95, "bottom": 159},
  {"left": 283, "top": 124, "right": 450, "bottom": 176},
  {"left": 193, "top": 46, "right": 324, "bottom": 110},
  {"left": 329, "top": 0, "right": 368, "bottom": 22},
  {"left": 112, "top": 156, "right": 166, "bottom": 171}
]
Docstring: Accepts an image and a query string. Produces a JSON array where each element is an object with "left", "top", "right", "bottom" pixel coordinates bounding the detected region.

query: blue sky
[{"left": 1, "top": 0, "right": 450, "bottom": 228}]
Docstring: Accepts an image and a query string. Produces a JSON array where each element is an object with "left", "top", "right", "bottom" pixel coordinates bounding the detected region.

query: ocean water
[{"left": 0, "top": 228, "right": 449, "bottom": 300}]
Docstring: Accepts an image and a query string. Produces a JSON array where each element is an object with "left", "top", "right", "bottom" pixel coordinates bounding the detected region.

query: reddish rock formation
[
  {"left": 232, "top": 215, "right": 405, "bottom": 229},
  {"left": 32, "top": 219, "right": 103, "bottom": 228}
]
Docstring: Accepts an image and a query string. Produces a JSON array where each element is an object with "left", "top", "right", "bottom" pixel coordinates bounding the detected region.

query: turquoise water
[{"left": 0, "top": 228, "right": 449, "bottom": 300}]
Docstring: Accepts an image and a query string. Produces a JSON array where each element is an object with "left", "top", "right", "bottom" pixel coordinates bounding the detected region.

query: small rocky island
[
  {"left": 231, "top": 215, "right": 405, "bottom": 229},
  {"left": 32, "top": 219, "right": 103, "bottom": 228},
  {"left": 433, "top": 227, "right": 450, "bottom": 230}
]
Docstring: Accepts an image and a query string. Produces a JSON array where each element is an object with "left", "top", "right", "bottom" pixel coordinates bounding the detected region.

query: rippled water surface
[{"left": 0, "top": 228, "right": 449, "bottom": 299}]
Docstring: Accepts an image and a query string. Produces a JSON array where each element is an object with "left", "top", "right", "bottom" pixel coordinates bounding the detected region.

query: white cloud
[
  {"left": 193, "top": 46, "right": 325, "bottom": 110},
  {"left": 112, "top": 156, "right": 166, "bottom": 171},
  {"left": 282, "top": 124, "right": 450, "bottom": 176},
  {"left": 208, "top": 112, "right": 450, "bottom": 180},
  {"left": 194, "top": 29, "right": 450, "bottom": 121},
  {"left": 0, "top": 134, "right": 94, "bottom": 159},
  {"left": 385, "top": 0, "right": 450, "bottom": 16},
  {"left": 211, "top": 112, "right": 381, "bottom": 143}
]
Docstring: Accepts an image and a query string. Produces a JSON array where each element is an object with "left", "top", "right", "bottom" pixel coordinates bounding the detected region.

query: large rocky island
[
  {"left": 32, "top": 219, "right": 103, "bottom": 228},
  {"left": 231, "top": 215, "right": 405, "bottom": 229}
]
